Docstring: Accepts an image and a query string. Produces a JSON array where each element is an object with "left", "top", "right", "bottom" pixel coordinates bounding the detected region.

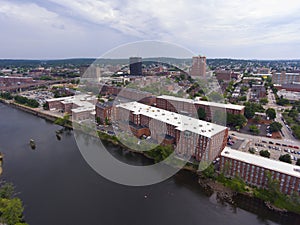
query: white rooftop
[
  {"left": 157, "top": 95, "right": 245, "bottom": 111},
  {"left": 117, "top": 101, "right": 227, "bottom": 138},
  {"left": 221, "top": 147, "right": 300, "bottom": 178},
  {"left": 46, "top": 94, "right": 96, "bottom": 114}
]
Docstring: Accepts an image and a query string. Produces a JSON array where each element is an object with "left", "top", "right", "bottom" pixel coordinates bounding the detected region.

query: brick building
[
  {"left": 156, "top": 95, "right": 245, "bottom": 121},
  {"left": 95, "top": 101, "right": 113, "bottom": 124},
  {"left": 0, "top": 76, "right": 34, "bottom": 87},
  {"left": 46, "top": 95, "right": 97, "bottom": 121},
  {"left": 190, "top": 56, "right": 206, "bottom": 78},
  {"left": 220, "top": 148, "right": 300, "bottom": 195},
  {"left": 115, "top": 102, "right": 228, "bottom": 161},
  {"left": 272, "top": 71, "right": 300, "bottom": 85}
]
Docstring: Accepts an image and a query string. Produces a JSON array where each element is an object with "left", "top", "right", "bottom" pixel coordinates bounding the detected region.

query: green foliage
[
  {"left": 14, "top": 95, "right": 39, "bottom": 108},
  {"left": 54, "top": 113, "right": 71, "bottom": 126},
  {"left": 296, "top": 158, "right": 300, "bottom": 166},
  {"left": 227, "top": 113, "right": 247, "bottom": 128},
  {"left": 105, "top": 117, "right": 111, "bottom": 125},
  {"left": 276, "top": 97, "right": 289, "bottom": 106},
  {"left": 0, "top": 92, "right": 13, "bottom": 100},
  {"left": 265, "top": 108, "right": 276, "bottom": 120},
  {"left": 292, "top": 125, "right": 300, "bottom": 139},
  {"left": 237, "top": 96, "right": 247, "bottom": 101},
  {"left": 0, "top": 182, "right": 26, "bottom": 225},
  {"left": 202, "top": 164, "right": 216, "bottom": 179},
  {"left": 96, "top": 117, "right": 101, "bottom": 124},
  {"left": 244, "top": 102, "right": 264, "bottom": 119},
  {"left": 42, "top": 102, "right": 49, "bottom": 110},
  {"left": 249, "top": 125, "right": 260, "bottom": 134},
  {"left": 0, "top": 183, "right": 15, "bottom": 199},
  {"left": 288, "top": 108, "right": 299, "bottom": 120},
  {"left": 269, "top": 121, "right": 282, "bottom": 132},
  {"left": 259, "top": 150, "right": 270, "bottom": 158},
  {"left": 197, "top": 107, "right": 206, "bottom": 120},
  {"left": 248, "top": 147, "right": 255, "bottom": 154},
  {"left": 253, "top": 115, "right": 261, "bottom": 123},
  {"left": 39, "top": 75, "right": 53, "bottom": 80},
  {"left": 146, "top": 145, "right": 173, "bottom": 163},
  {"left": 252, "top": 172, "right": 300, "bottom": 214},
  {"left": 217, "top": 174, "right": 247, "bottom": 193},
  {"left": 259, "top": 98, "right": 268, "bottom": 105},
  {"left": 279, "top": 154, "right": 292, "bottom": 164}
]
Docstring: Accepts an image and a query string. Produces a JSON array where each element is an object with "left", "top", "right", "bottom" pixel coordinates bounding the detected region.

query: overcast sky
[{"left": 1, "top": 0, "right": 300, "bottom": 59}]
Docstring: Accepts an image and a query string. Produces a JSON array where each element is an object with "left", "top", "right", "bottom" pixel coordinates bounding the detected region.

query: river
[{"left": 0, "top": 102, "right": 299, "bottom": 225}]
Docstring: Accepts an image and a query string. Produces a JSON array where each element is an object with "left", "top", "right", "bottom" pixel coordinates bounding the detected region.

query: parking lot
[
  {"left": 249, "top": 140, "right": 300, "bottom": 164},
  {"left": 20, "top": 90, "right": 54, "bottom": 106}
]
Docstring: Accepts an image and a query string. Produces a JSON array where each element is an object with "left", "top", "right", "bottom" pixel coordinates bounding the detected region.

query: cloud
[{"left": 1, "top": 0, "right": 300, "bottom": 58}]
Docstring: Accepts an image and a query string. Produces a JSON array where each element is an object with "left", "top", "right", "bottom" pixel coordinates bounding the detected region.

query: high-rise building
[
  {"left": 190, "top": 56, "right": 206, "bottom": 78},
  {"left": 129, "top": 57, "right": 142, "bottom": 76}
]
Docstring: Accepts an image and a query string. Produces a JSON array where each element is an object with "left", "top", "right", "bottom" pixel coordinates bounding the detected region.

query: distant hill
[{"left": 1, "top": 58, "right": 300, "bottom": 68}]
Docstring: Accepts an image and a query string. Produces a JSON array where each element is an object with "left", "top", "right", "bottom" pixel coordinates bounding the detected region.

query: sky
[{"left": 1, "top": 0, "right": 300, "bottom": 59}]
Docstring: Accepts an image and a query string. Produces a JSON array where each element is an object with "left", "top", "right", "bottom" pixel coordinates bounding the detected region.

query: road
[{"left": 266, "top": 89, "right": 296, "bottom": 141}]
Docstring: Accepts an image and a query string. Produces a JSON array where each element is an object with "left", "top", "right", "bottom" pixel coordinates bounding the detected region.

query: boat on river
[{"left": 29, "top": 139, "right": 36, "bottom": 149}]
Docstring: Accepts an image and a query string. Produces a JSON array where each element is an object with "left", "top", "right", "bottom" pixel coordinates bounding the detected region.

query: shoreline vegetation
[
  {"left": 1, "top": 99, "right": 300, "bottom": 217},
  {"left": 0, "top": 182, "right": 28, "bottom": 225}
]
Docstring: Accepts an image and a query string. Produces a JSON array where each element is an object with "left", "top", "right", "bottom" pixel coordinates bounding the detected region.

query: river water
[{"left": 0, "top": 103, "right": 299, "bottom": 225}]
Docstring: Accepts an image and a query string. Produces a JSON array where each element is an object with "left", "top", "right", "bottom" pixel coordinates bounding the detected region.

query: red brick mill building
[
  {"left": 156, "top": 95, "right": 245, "bottom": 121},
  {"left": 114, "top": 102, "right": 228, "bottom": 162},
  {"left": 220, "top": 148, "right": 300, "bottom": 195}
]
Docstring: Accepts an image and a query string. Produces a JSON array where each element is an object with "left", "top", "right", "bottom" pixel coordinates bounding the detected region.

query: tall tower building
[
  {"left": 129, "top": 57, "right": 142, "bottom": 76},
  {"left": 190, "top": 56, "right": 206, "bottom": 78}
]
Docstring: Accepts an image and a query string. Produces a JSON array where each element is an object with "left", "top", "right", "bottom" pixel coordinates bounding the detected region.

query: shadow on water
[{"left": 232, "top": 194, "right": 300, "bottom": 225}]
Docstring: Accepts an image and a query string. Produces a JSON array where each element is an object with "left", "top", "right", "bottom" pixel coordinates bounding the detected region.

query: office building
[
  {"left": 190, "top": 56, "right": 206, "bottom": 78},
  {"left": 129, "top": 57, "right": 142, "bottom": 76}
]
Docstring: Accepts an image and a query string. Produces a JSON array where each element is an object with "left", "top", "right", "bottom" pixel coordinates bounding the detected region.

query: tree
[
  {"left": 249, "top": 125, "right": 260, "bottom": 134},
  {"left": 244, "top": 106, "right": 255, "bottom": 119},
  {"left": 259, "top": 98, "right": 269, "bottom": 105},
  {"left": 259, "top": 150, "right": 270, "bottom": 158},
  {"left": 276, "top": 97, "right": 289, "bottom": 106},
  {"left": 202, "top": 164, "right": 216, "bottom": 179},
  {"left": 105, "top": 117, "right": 111, "bottom": 125},
  {"left": 0, "top": 183, "right": 15, "bottom": 199},
  {"left": 253, "top": 115, "right": 261, "bottom": 123},
  {"left": 266, "top": 108, "right": 276, "bottom": 120},
  {"left": 227, "top": 113, "right": 247, "bottom": 128},
  {"left": 279, "top": 154, "right": 292, "bottom": 164},
  {"left": 248, "top": 147, "right": 255, "bottom": 154},
  {"left": 269, "top": 122, "right": 283, "bottom": 132},
  {"left": 0, "top": 198, "right": 24, "bottom": 225},
  {"left": 296, "top": 158, "right": 300, "bottom": 166},
  {"left": 42, "top": 102, "right": 49, "bottom": 110},
  {"left": 292, "top": 125, "right": 300, "bottom": 139},
  {"left": 197, "top": 107, "right": 207, "bottom": 120}
]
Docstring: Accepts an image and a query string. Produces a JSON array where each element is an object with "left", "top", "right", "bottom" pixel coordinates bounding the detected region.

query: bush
[
  {"left": 279, "top": 154, "right": 292, "bottom": 164},
  {"left": 259, "top": 150, "right": 270, "bottom": 158}
]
